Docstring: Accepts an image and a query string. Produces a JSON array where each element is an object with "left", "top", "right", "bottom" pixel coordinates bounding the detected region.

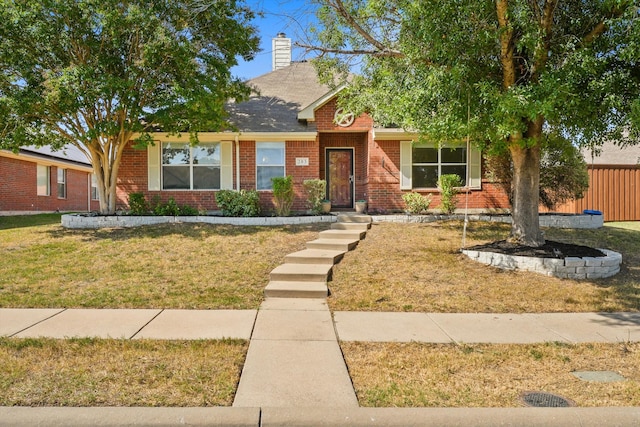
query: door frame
[{"left": 325, "top": 147, "right": 355, "bottom": 208}]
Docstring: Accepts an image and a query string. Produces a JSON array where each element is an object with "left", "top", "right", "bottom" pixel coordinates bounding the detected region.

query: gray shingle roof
[{"left": 227, "top": 62, "right": 331, "bottom": 133}]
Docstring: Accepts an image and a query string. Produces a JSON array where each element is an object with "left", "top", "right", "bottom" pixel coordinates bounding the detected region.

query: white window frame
[
  {"left": 161, "top": 142, "right": 222, "bottom": 191},
  {"left": 57, "top": 168, "right": 66, "bottom": 199},
  {"left": 37, "top": 164, "right": 50, "bottom": 196},
  {"left": 91, "top": 174, "right": 99, "bottom": 200},
  {"left": 256, "top": 142, "right": 285, "bottom": 191}
]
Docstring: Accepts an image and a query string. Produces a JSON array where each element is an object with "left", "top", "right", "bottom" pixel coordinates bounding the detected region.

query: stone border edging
[
  {"left": 62, "top": 212, "right": 603, "bottom": 229},
  {"left": 371, "top": 213, "right": 604, "bottom": 229},
  {"left": 61, "top": 214, "right": 337, "bottom": 229},
  {"left": 462, "top": 248, "right": 622, "bottom": 279}
]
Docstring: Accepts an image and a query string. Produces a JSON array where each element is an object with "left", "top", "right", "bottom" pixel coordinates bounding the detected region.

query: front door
[{"left": 326, "top": 149, "right": 354, "bottom": 208}]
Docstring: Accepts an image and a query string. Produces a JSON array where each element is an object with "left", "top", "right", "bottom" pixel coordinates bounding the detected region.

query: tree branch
[
  {"left": 295, "top": 42, "right": 404, "bottom": 58},
  {"left": 496, "top": 0, "right": 517, "bottom": 89},
  {"left": 322, "top": 0, "right": 403, "bottom": 57},
  {"left": 583, "top": 3, "right": 631, "bottom": 45}
]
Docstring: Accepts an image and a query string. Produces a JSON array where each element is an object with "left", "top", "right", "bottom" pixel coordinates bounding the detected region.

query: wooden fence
[{"left": 552, "top": 165, "right": 640, "bottom": 221}]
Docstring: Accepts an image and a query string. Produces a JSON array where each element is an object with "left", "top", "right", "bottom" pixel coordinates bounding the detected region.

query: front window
[
  {"left": 412, "top": 145, "right": 467, "bottom": 188},
  {"left": 57, "top": 168, "right": 66, "bottom": 199},
  {"left": 162, "top": 142, "right": 221, "bottom": 190},
  {"left": 37, "top": 165, "right": 50, "bottom": 196},
  {"left": 256, "top": 142, "right": 285, "bottom": 190}
]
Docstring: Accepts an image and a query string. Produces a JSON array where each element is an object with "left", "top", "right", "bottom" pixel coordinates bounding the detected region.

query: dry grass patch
[
  {"left": 0, "top": 215, "right": 326, "bottom": 309},
  {"left": 0, "top": 338, "right": 247, "bottom": 406},
  {"left": 328, "top": 221, "right": 640, "bottom": 313},
  {"left": 342, "top": 341, "right": 640, "bottom": 407}
]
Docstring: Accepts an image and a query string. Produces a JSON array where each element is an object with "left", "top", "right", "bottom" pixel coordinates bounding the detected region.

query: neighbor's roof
[
  {"left": 226, "top": 61, "right": 331, "bottom": 133},
  {"left": 582, "top": 140, "right": 640, "bottom": 166},
  {"left": 19, "top": 145, "right": 91, "bottom": 166}
]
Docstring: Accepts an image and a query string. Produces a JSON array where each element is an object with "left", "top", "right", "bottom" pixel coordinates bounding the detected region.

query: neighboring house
[
  {"left": 554, "top": 141, "right": 640, "bottom": 221},
  {"left": 116, "top": 34, "right": 510, "bottom": 214},
  {"left": 0, "top": 145, "right": 100, "bottom": 214}
]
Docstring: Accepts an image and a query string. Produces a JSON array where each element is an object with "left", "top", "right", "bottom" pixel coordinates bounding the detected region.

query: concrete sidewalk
[{"left": 2, "top": 307, "right": 639, "bottom": 344}]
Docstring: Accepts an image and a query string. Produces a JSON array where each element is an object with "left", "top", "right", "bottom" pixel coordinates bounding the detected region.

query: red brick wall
[
  {"left": 117, "top": 139, "right": 322, "bottom": 214},
  {"left": 366, "top": 140, "right": 510, "bottom": 213},
  {"left": 0, "top": 155, "right": 96, "bottom": 212},
  {"left": 315, "top": 99, "right": 374, "bottom": 132}
]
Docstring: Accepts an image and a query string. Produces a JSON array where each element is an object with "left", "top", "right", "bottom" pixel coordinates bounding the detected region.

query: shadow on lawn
[
  {"left": 45, "top": 221, "right": 329, "bottom": 242},
  {"left": 0, "top": 213, "right": 63, "bottom": 230}
]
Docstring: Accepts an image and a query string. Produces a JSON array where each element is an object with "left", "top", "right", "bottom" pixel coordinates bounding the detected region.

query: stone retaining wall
[
  {"left": 462, "top": 248, "right": 622, "bottom": 280},
  {"left": 62, "top": 212, "right": 604, "bottom": 229},
  {"left": 61, "top": 214, "right": 337, "bottom": 229},
  {"left": 371, "top": 213, "right": 604, "bottom": 229}
]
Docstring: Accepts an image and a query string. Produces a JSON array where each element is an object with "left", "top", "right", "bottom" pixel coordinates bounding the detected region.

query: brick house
[
  {"left": 0, "top": 145, "right": 100, "bottom": 213},
  {"left": 116, "top": 35, "right": 510, "bottom": 214}
]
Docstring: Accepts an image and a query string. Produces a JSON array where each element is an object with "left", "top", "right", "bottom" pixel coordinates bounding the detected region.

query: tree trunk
[
  {"left": 88, "top": 135, "right": 128, "bottom": 215},
  {"left": 508, "top": 140, "right": 544, "bottom": 247}
]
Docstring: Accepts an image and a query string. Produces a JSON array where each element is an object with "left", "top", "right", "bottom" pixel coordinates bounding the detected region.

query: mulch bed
[{"left": 467, "top": 240, "right": 606, "bottom": 258}]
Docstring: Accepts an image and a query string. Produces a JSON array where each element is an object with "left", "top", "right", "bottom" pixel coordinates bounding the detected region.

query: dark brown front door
[{"left": 326, "top": 149, "right": 353, "bottom": 208}]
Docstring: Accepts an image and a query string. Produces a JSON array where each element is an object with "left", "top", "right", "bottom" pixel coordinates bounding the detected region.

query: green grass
[
  {"left": 606, "top": 221, "right": 640, "bottom": 232},
  {"left": 0, "top": 214, "right": 326, "bottom": 309}
]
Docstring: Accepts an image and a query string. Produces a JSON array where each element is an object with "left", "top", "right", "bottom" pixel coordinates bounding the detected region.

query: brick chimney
[{"left": 272, "top": 33, "right": 291, "bottom": 71}]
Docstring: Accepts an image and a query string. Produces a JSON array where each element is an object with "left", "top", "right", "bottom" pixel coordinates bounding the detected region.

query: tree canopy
[
  {"left": 305, "top": 0, "right": 639, "bottom": 245},
  {"left": 0, "top": 0, "right": 259, "bottom": 214}
]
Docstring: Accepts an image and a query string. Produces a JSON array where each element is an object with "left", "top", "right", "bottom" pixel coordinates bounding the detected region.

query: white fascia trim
[
  {"left": 297, "top": 85, "right": 347, "bottom": 122},
  {"left": 1, "top": 150, "right": 93, "bottom": 172},
  {"left": 143, "top": 132, "right": 318, "bottom": 143},
  {"left": 372, "top": 128, "right": 417, "bottom": 141}
]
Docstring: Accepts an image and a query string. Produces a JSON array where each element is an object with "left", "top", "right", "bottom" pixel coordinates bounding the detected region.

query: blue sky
[{"left": 231, "top": 0, "right": 319, "bottom": 80}]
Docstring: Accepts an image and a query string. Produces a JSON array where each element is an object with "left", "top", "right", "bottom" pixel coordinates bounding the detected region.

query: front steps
[{"left": 263, "top": 214, "right": 372, "bottom": 298}]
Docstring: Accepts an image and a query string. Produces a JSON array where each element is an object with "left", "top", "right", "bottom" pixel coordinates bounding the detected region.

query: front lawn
[
  {"left": 0, "top": 214, "right": 325, "bottom": 309},
  {"left": 328, "top": 221, "right": 640, "bottom": 313}
]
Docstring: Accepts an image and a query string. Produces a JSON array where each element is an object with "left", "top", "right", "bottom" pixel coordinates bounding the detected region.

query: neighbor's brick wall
[{"left": 0, "top": 155, "right": 96, "bottom": 212}]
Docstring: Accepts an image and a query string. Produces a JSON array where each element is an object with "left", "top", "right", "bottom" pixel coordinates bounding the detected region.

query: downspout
[
  {"left": 235, "top": 135, "right": 240, "bottom": 190},
  {"left": 87, "top": 173, "right": 91, "bottom": 212}
]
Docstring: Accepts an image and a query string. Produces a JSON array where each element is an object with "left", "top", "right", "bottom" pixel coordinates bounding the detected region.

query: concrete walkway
[
  {"left": 2, "top": 213, "right": 640, "bottom": 425},
  {"left": 2, "top": 308, "right": 639, "bottom": 344}
]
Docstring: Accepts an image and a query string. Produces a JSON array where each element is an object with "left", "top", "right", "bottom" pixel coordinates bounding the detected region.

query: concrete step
[
  {"left": 331, "top": 222, "right": 370, "bottom": 231},
  {"left": 318, "top": 229, "right": 366, "bottom": 241},
  {"left": 337, "top": 214, "right": 372, "bottom": 224},
  {"left": 306, "top": 238, "right": 359, "bottom": 252},
  {"left": 264, "top": 281, "right": 328, "bottom": 298},
  {"left": 270, "top": 263, "right": 333, "bottom": 282},
  {"left": 284, "top": 249, "right": 345, "bottom": 265}
]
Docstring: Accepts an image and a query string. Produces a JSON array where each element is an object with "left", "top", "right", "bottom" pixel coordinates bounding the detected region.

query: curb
[{"left": 2, "top": 406, "right": 640, "bottom": 427}]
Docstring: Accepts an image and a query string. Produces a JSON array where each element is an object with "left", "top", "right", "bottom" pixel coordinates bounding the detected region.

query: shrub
[
  {"left": 303, "top": 179, "right": 326, "bottom": 214},
  {"left": 128, "top": 192, "right": 149, "bottom": 215},
  {"left": 215, "top": 189, "right": 261, "bottom": 217},
  {"left": 402, "top": 192, "right": 432, "bottom": 214},
  {"left": 271, "top": 175, "right": 294, "bottom": 216},
  {"left": 437, "top": 174, "right": 463, "bottom": 215},
  {"left": 152, "top": 197, "right": 198, "bottom": 216}
]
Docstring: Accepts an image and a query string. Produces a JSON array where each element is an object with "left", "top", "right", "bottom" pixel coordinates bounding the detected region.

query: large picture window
[
  {"left": 412, "top": 145, "right": 467, "bottom": 188},
  {"left": 256, "top": 142, "right": 285, "bottom": 190},
  {"left": 162, "top": 142, "right": 221, "bottom": 190},
  {"left": 400, "top": 141, "right": 481, "bottom": 190}
]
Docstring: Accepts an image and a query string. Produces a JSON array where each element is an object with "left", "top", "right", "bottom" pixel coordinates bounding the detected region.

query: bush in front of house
[
  {"left": 437, "top": 174, "right": 463, "bottom": 215},
  {"left": 128, "top": 192, "right": 150, "bottom": 215},
  {"left": 271, "top": 175, "right": 294, "bottom": 216},
  {"left": 215, "top": 189, "right": 261, "bottom": 217},
  {"left": 303, "top": 179, "right": 326, "bottom": 214},
  {"left": 402, "top": 192, "right": 432, "bottom": 214},
  {"left": 127, "top": 193, "right": 198, "bottom": 216}
]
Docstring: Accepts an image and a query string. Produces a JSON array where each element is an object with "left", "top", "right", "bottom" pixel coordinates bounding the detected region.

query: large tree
[
  {"left": 0, "top": 0, "right": 259, "bottom": 214},
  {"left": 304, "top": 0, "right": 639, "bottom": 246}
]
